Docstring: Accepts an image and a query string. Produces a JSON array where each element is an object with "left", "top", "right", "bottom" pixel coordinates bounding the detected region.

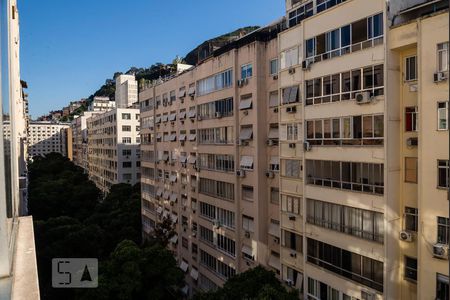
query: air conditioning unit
[
  {"left": 266, "top": 171, "right": 275, "bottom": 178},
  {"left": 288, "top": 67, "right": 295, "bottom": 74},
  {"left": 192, "top": 231, "right": 197, "bottom": 237},
  {"left": 273, "top": 108, "right": 279, "bottom": 113},
  {"left": 433, "top": 243, "right": 449, "bottom": 259},
  {"left": 273, "top": 237, "right": 280, "bottom": 244},
  {"left": 355, "top": 91, "right": 373, "bottom": 104},
  {"left": 181, "top": 141, "right": 185, "bottom": 146},
  {"left": 190, "top": 186, "right": 196, "bottom": 192},
  {"left": 434, "top": 71, "right": 447, "bottom": 83},
  {"left": 236, "top": 169, "right": 246, "bottom": 178},
  {"left": 290, "top": 251, "right": 297, "bottom": 258},
  {"left": 288, "top": 214, "right": 296, "bottom": 221},
  {"left": 286, "top": 106, "right": 296, "bottom": 113},
  {"left": 407, "top": 137, "right": 418, "bottom": 147},
  {"left": 243, "top": 110, "right": 249, "bottom": 116},
  {"left": 197, "top": 116, "right": 202, "bottom": 121},
  {"left": 215, "top": 112, "right": 222, "bottom": 118},
  {"left": 272, "top": 75, "right": 278, "bottom": 80},
  {"left": 399, "top": 230, "right": 413, "bottom": 242},
  {"left": 302, "top": 60, "right": 311, "bottom": 70},
  {"left": 237, "top": 139, "right": 249, "bottom": 146},
  {"left": 245, "top": 231, "right": 250, "bottom": 238},
  {"left": 237, "top": 79, "right": 244, "bottom": 87},
  {"left": 285, "top": 279, "right": 293, "bottom": 287},
  {"left": 213, "top": 219, "right": 221, "bottom": 228},
  {"left": 288, "top": 143, "right": 296, "bottom": 149},
  {"left": 267, "top": 139, "right": 275, "bottom": 146},
  {"left": 303, "top": 141, "right": 311, "bottom": 152}
]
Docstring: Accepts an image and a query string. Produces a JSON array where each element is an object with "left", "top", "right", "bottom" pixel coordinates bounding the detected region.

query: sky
[{"left": 20, "top": 0, "right": 285, "bottom": 118}]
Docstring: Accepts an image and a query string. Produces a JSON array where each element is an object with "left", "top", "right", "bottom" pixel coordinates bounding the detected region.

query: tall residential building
[
  {"left": 71, "top": 111, "right": 101, "bottom": 171},
  {"left": 88, "top": 96, "right": 116, "bottom": 112},
  {"left": 139, "top": 23, "right": 282, "bottom": 296},
  {"left": 115, "top": 74, "right": 138, "bottom": 108},
  {"left": 87, "top": 108, "right": 141, "bottom": 193},
  {"left": 388, "top": 1, "right": 449, "bottom": 299},
  {"left": 0, "top": 0, "right": 39, "bottom": 298},
  {"left": 28, "top": 121, "right": 70, "bottom": 158}
]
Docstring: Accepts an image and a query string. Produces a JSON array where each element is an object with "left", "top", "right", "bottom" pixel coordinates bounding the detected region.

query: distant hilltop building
[{"left": 88, "top": 96, "right": 116, "bottom": 112}]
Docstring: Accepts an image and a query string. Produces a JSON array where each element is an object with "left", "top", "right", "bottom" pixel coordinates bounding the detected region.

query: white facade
[
  {"left": 28, "top": 122, "right": 70, "bottom": 158},
  {"left": 87, "top": 108, "right": 141, "bottom": 193},
  {"left": 88, "top": 96, "right": 115, "bottom": 112},
  {"left": 115, "top": 74, "right": 138, "bottom": 108}
]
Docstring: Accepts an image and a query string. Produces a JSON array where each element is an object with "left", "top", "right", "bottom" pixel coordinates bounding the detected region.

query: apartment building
[
  {"left": 28, "top": 121, "right": 70, "bottom": 158},
  {"left": 139, "top": 23, "right": 282, "bottom": 296},
  {"left": 0, "top": 0, "right": 39, "bottom": 298},
  {"left": 116, "top": 74, "right": 138, "bottom": 108},
  {"left": 87, "top": 108, "right": 141, "bottom": 193},
  {"left": 277, "top": 0, "right": 449, "bottom": 299},
  {"left": 388, "top": 1, "right": 449, "bottom": 299},
  {"left": 71, "top": 111, "right": 101, "bottom": 171},
  {"left": 88, "top": 96, "right": 116, "bottom": 112}
]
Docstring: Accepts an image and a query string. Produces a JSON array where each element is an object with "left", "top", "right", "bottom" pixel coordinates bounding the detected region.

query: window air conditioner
[
  {"left": 355, "top": 91, "right": 372, "bottom": 104},
  {"left": 399, "top": 230, "right": 413, "bottom": 242}
]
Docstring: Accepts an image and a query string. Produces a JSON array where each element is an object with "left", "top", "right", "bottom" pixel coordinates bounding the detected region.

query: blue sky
[{"left": 20, "top": 0, "right": 284, "bottom": 118}]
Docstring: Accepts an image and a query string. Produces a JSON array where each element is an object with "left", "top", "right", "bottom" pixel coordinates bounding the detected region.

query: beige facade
[
  {"left": 139, "top": 24, "right": 282, "bottom": 295},
  {"left": 389, "top": 6, "right": 449, "bottom": 300},
  {"left": 71, "top": 111, "right": 101, "bottom": 171},
  {"left": 87, "top": 108, "right": 141, "bottom": 193}
]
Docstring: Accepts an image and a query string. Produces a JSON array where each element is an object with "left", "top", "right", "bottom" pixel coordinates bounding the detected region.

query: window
[
  {"left": 242, "top": 185, "right": 254, "bottom": 201},
  {"left": 217, "top": 234, "right": 236, "bottom": 257},
  {"left": 199, "top": 201, "right": 216, "bottom": 220},
  {"left": 122, "top": 125, "right": 131, "bottom": 131},
  {"left": 270, "top": 187, "right": 279, "bottom": 204},
  {"left": 306, "top": 160, "right": 384, "bottom": 195},
  {"left": 198, "top": 127, "right": 233, "bottom": 145},
  {"left": 437, "top": 42, "right": 448, "bottom": 72},
  {"left": 288, "top": 1, "right": 313, "bottom": 27},
  {"left": 122, "top": 137, "right": 131, "bottom": 144},
  {"left": 241, "top": 64, "right": 253, "bottom": 79},
  {"left": 281, "top": 194, "right": 301, "bottom": 215},
  {"left": 242, "top": 215, "right": 254, "bottom": 232},
  {"left": 307, "top": 238, "right": 384, "bottom": 292},
  {"left": 438, "top": 160, "right": 449, "bottom": 188},
  {"left": 122, "top": 149, "right": 131, "bottom": 156},
  {"left": 122, "top": 113, "right": 131, "bottom": 120},
  {"left": 438, "top": 102, "right": 448, "bottom": 130},
  {"left": 405, "top": 107, "right": 418, "bottom": 131},
  {"left": 405, "top": 207, "right": 418, "bottom": 232},
  {"left": 405, "top": 56, "right": 417, "bottom": 81},
  {"left": 306, "top": 198, "right": 384, "bottom": 243},
  {"left": 405, "top": 157, "right": 418, "bottom": 183},
  {"left": 269, "top": 91, "right": 279, "bottom": 108},
  {"left": 438, "top": 217, "right": 450, "bottom": 244},
  {"left": 199, "top": 153, "right": 234, "bottom": 172},
  {"left": 199, "top": 178, "right": 234, "bottom": 201},
  {"left": 436, "top": 273, "right": 449, "bottom": 300},
  {"left": 122, "top": 162, "right": 132, "bottom": 168},
  {"left": 404, "top": 256, "right": 417, "bottom": 282},
  {"left": 280, "top": 47, "right": 299, "bottom": 69},
  {"left": 197, "top": 69, "right": 233, "bottom": 96},
  {"left": 282, "top": 230, "right": 302, "bottom": 252},
  {"left": 282, "top": 159, "right": 302, "bottom": 179},
  {"left": 269, "top": 156, "right": 280, "bottom": 172},
  {"left": 282, "top": 86, "right": 300, "bottom": 104},
  {"left": 270, "top": 59, "right": 278, "bottom": 75},
  {"left": 197, "top": 97, "right": 233, "bottom": 119}
]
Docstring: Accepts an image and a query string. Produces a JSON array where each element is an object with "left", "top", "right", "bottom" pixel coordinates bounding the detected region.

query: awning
[
  {"left": 169, "top": 234, "right": 178, "bottom": 244},
  {"left": 156, "top": 188, "right": 163, "bottom": 197},
  {"left": 179, "top": 156, "right": 187, "bottom": 163},
  {"left": 268, "top": 127, "right": 279, "bottom": 139},
  {"left": 156, "top": 206, "right": 163, "bottom": 214},
  {"left": 169, "top": 113, "right": 176, "bottom": 121},
  {"left": 181, "top": 285, "right": 189, "bottom": 295},
  {"left": 170, "top": 175, "right": 177, "bottom": 183},
  {"left": 155, "top": 116, "right": 161, "bottom": 124},
  {"left": 162, "top": 210, "right": 169, "bottom": 218},
  {"left": 242, "top": 245, "right": 253, "bottom": 257},
  {"left": 239, "top": 127, "right": 253, "bottom": 140},
  {"left": 188, "top": 134, "right": 196, "bottom": 141},
  {"left": 179, "top": 111, "right": 186, "bottom": 120},
  {"left": 288, "top": 86, "right": 299, "bottom": 103},
  {"left": 179, "top": 261, "right": 189, "bottom": 272},
  {"left": 179, "top": 134, "right": 187, "bottom": 141},
  {"left": 178, "top": 89, "right": 186, "bottom": 98},
  {"left": 170, "top": 193, "right": 178, "bottom": 202},
  {"left": 163, "top": 191, "right": 170, "bottom": 200},
  {"left": 268, "top": 222, "right": 280, "bottom": 238},
  {"left": 270, "top": 156, "right": 280, "bottom": 166},
  {"left": 187, "top": 110, "right": 196, "bottom": 118},
  {"left": 296, "top": 273, "right": 303, "bottom": 289},
  {"left": 171, "top": 213, "right": 178, "bottom": 224},
  {"left": 239, "top": 98, "right": 253, "bottom": 110},
  {"left": 188, "top": 156, "right": 197, "bottom": 164},
  {"left": 156, "top": 133, "right": 162, "bottom": 139},
  {"left": 240, "top": 156, "right": 254, "bottom": 169},
  {"left": 268, "top": 255, "right": 280, "bottom": 270},
  {"left": 161, "top": 115, "right": 168, "bottom": 122},
  {"left": 169, "top": 134, "right": 177, "bottom": 141},
  {"left": 162, "top": 154, "right": 169, "bottom": 161},
  {"left": 190, "top": 268, "right": 199, "bottom": 280},
  {"left": 188, "top": 86, "right": 195, "bottom": 96}
]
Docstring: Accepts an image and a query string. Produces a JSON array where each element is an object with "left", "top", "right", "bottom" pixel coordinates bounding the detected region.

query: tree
[
  {"left": 148, "top": 216, "right": 176, "bottom": 247},
  {"left": 194, "top": 266, "right": 298, "bottom": 300}
]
